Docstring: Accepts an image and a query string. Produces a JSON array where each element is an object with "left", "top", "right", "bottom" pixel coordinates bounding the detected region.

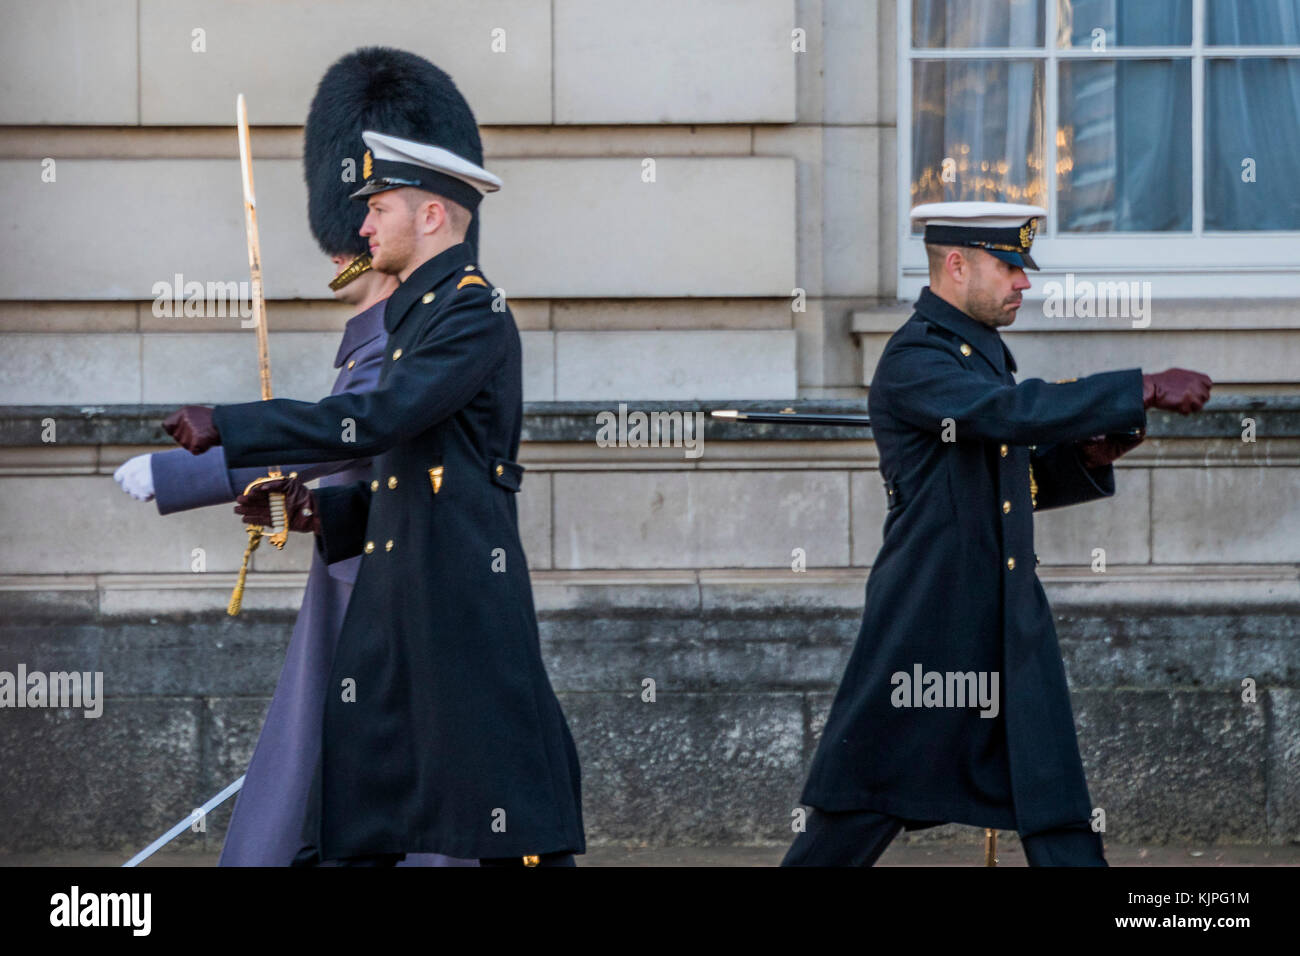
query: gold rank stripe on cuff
[{"left": 457, "top": 274, "right": 489, "bottom": 290}]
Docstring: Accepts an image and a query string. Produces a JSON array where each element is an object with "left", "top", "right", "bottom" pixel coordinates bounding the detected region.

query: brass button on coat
[
  {"left": 1006, "top": 557, "right": 1016, "bottom": 570},
  {"left": 364, "top": 541, "right": 375, "bottom": 554},
  {"left": 392, "top": 348, "right": 403, "bottom": 360},
  {"left": 421, "top": 292, "right": 435, "bottom": 304},
  {"left": 387, "top": 476, "right": 398, "bottom": 489},
  {"left": 347, "top": 359, "right": 356, "bottom": 369},
  {"left": 370, "top": 480, "right": 379, "bottom": 491},
  {"left": 1002, "top": 500, "right": 1011, "bottom": 514},
  {"left": 1000, "top": 444, "right": 1009, "bottom": 457},
  {"left": 960, "top": 343, "right": 972, "bottom": 357},
  {"left": 495, "top": 464, "right": 504, "bottom": 476},
  {"left": 385, "top": 540, "right": 394, "bottom": 552}
]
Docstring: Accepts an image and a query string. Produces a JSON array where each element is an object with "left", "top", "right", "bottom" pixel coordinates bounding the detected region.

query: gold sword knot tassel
[
  {"left": 227, "top": 525, "right": 263, "bottom": 616},
  {"left": 227, "top": 473, "right": 291, "bottom": 615}
]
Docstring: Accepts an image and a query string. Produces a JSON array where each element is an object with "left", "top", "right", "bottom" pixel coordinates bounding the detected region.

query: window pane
[
  {"left": 1205, "top": 59, "right": 1300, "bottom": 230},
  {"left": 913, "top": 0, "right": 1044, "bottom": 48},
  {"left": 911, "top": 59, "right": 1045, "bottom": 219},
  {"left": 1207, "top": 1, "right": 1300, "bottom": 46},
  {"left": 1057, "top": 59, "right": 1190, "bottom": 231},
  {"left": 1056, "top": 0, "right": 1192, "bottom": 48}
]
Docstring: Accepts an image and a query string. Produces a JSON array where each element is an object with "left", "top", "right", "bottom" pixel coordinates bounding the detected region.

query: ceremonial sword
[
  {"left": 711, "top": 408, "right": 870, "bottom": 427},
  {"left": 122, "top": 776, "right": 244, "bottom": 866},
  {"left": 712, "top": 408, "right": 1142, "bottom": 443},
  {"left": 228, "top": 93, "right": 291, "bottom": 616}
]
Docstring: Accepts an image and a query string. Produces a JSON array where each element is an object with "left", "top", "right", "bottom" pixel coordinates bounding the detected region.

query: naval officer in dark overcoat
[
  {"left": 784, "top": 202, "right": 1212, "bottom": 866},
  {"left": 163, "top": 87, "right": 584, "bottom": 865}
]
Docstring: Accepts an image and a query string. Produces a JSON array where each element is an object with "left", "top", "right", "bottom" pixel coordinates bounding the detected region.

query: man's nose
[
  {"left": 359, "top": 213, "right": 376, "bottom": 236},
  {"left": 1013, "top": 271, "right": 1031, "bottom": 291}
]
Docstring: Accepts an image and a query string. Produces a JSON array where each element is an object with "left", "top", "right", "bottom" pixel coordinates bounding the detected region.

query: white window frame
[{"left": 897, "top": 0, "right": 1300, "bottom": 300}]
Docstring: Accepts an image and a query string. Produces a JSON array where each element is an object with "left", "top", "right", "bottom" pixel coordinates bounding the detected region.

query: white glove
[{"left": 114, "top": 454, "right": 155, "bottom": 502}]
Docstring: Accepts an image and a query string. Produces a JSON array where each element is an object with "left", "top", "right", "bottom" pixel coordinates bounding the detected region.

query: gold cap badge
[
  {"left": 362, "top": 149, "right": 373, "bottom": 180},
  {"left": 1019, "top": 220, "right": 1035, "bottom": 250}
]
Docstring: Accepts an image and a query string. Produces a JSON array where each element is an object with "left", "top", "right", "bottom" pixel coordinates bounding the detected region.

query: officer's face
[
  {"left": 359, "top": 192, "right": 417, "bottom": 276},
  {"left": 966, "top": 252, "right": 1031, "bottom": 328}
]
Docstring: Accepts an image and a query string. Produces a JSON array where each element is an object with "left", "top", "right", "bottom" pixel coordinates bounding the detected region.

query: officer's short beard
[{"left": 964, "top": 266, "right": 1018, "bottom": 327}]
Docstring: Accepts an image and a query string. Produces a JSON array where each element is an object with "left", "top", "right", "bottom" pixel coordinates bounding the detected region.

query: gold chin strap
[{"left": 329, "top": 252, "right": 373, "bottom": 291}]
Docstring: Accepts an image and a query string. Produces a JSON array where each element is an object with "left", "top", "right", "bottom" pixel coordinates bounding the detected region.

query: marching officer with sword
[{"left": 163, "top": 57, "right": 584, "bottom": 867}]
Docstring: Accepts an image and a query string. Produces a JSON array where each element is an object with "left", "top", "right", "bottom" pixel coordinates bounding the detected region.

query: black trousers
[{"left": 781, "top": 808, "right": 1107, "bottom": 867}]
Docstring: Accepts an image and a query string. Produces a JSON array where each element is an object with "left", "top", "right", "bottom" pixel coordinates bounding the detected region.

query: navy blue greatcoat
[
  {"left": 801, "top": 287, "right": 1147, "bottom": 837},
  {"left": 211, "top": 242, "right": 584, "bottom": 861},
  {"left": 152, "top": 301, "right": 472, "bottom": 866}
]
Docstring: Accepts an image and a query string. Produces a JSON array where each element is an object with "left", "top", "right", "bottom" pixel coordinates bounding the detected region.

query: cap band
[
  {"left": 923, "top": 220, "right": 1035, "bottom": 254},
  {"left": 351, "top": 158, "right": 484, "bottom": 210}
]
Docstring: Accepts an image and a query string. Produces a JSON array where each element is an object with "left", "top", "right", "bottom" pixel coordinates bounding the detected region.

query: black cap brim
[
  {"left": 348, "top": 177, "right": 419, "bottom": 200},
  {"left": 988, "top": 249, "right": 1038, "bottom": 271}
]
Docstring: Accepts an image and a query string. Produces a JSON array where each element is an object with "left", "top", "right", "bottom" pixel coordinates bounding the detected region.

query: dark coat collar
[
  {"left": 333, "top": 298, "right": 387, "bottom": 368},
  {"left": 384, "top": 241, "right": 476, "bottom": 335},
  {"left": 913, "top": 286, "right": 1018, "bottom": 375}
]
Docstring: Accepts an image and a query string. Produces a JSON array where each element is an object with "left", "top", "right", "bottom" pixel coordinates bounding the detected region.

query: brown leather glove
[
  {"left": 1076, "top": 429, "right": 1145, "bottom": 470},
  {"left": 163, "top": 405, "right": 220, "bottom": 454},
  {"left": 1142, "top": 368, "right": 1212, "bottom": 414},
  {"left": 233, "top": 475, "right": 321, "bottom": 534}
]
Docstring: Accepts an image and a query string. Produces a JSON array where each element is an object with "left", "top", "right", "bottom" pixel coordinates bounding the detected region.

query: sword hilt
[
  {"left": 240, "top": 472, "right": 292, "bottom": 550},
  {"left": 267, "top": 491, "right": 289, "bottom": 549}
]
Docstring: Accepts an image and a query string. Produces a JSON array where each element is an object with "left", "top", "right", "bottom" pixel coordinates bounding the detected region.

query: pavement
[{"left": 4, "top": 843, "right": 1299, "bottom": 867}]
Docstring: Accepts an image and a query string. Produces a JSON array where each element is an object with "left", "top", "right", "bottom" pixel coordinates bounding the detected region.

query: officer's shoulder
[
  {"left": 437, "top": 263, "right": 499, "bottom": 306},
  {"left": 886, "top": 314, "right": 961, "bottom": 354}
]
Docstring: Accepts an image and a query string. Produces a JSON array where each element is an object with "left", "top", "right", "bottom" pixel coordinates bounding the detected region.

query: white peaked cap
[
  {"left": 909, "top": 201, "right": 1047, "bottom": 227},
  {"left": 362, "top": 129, "right": 502, "bottom": 195}
]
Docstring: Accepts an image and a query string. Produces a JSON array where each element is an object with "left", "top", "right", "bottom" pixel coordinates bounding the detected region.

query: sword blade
[
  {"left": 236, "top": 93, "right": 272, "bottom": 403},
  {"left": 234, "top": 94, "right": 286, "bottom": 546},
  {"left": 122, "top": 775, "right": 245, "bottom": 867},
  {"left": 711, "top": 409, "right": 871, "bottom": 427}
]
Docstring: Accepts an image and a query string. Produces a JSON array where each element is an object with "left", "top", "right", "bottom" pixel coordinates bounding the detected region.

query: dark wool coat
[
  {"left": 801, "top": 287, "right": 1146, "bottom": 837},
  {"left": 212, "top": 242, "right": 583, "bottom": 860},
  {"left": 153, "top": 302, "right": 472, "bottom": 865}
]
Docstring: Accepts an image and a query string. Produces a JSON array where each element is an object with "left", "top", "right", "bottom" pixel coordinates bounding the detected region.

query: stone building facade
[{"left": 0, "top": 1, "right": 1296, "bottom": 855}]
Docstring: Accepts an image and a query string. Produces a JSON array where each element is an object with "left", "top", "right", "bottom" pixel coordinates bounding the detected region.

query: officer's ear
[
  {"left": 925, "top": 243, "right": 967, "bottom": 284},
  {"left": 946, "top": 248, "right": 972, "bottom": 285},
  {"left": 403, "top": 189, "right": 447, "bottom": 236}
]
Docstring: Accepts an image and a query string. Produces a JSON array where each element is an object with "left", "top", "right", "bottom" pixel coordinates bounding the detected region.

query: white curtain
[{"left": 911, "top": 0, "right": 1300, "bottom": 230}]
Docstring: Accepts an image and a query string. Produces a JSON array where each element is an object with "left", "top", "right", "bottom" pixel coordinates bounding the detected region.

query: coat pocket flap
[{"left": 490, "top": 457, "right": 525, "bottom": 492}]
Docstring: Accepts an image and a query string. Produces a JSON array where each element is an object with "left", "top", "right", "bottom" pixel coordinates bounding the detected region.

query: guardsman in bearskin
[
  {"left": 784, "top": 202, "right": 1212, "bottom": 866},
  {"left": 163, "top": 51, "right": 584, "bottom": 866},
  {"left": 116, "top": 48, "right": 485, "bottom": 866}
]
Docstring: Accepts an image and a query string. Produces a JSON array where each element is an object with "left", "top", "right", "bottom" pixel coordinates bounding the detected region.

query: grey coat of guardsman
[{"left": 211, "top": 240, "right": 585, "bottom": 861}]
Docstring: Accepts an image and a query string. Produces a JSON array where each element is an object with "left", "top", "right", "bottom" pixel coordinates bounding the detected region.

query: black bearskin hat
[{"left": 303, "top": 47, "right": 485, "bottom": 259}]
